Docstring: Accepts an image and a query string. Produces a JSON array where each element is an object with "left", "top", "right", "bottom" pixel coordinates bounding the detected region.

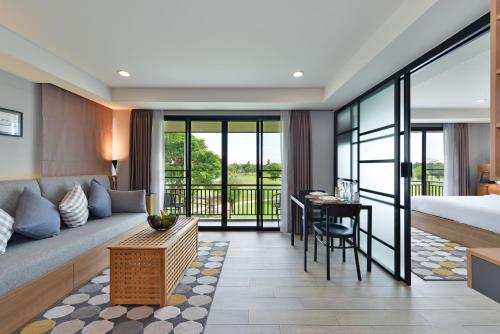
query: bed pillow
[
  {"left": 88, "top": 179, "right": 112, "bottom": 218},
  {"left": 14, "top": 187, "right": 60, "bottom": 239},
  {"left": 109, "top": 190, "right": 147, "bottom": 213},
  {"left": 0, "top": 209, "right": 14, "bottom": 255},
  {"left": 59, "top": 184, "right": 89, "bottom": 227}
]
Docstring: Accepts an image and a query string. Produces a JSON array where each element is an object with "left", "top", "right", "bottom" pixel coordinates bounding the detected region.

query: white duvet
[{"left": 411, "top": 195, "right": 500, "bottom": 234}]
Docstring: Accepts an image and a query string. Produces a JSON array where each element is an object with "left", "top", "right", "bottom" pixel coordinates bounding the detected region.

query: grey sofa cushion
[
  {"left": 109, "top": 190, "right": 147, "bottom": 213},
  {"left": 0, "top": 179, "right": 41, "bottom": 216},
  {"left": 14, "top": 187, "right": 61, "bottom": 239},
  {"left": 0, "top": 212, "right": 147, "bottom": 295},
  {"left": 88, "top": 179, "right": 112, "bottom": 218},
  {"left": 38, "top": 175, "right": 110, "bottom": 206}
]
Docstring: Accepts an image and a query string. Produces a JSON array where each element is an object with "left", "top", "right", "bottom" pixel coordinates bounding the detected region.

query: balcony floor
[{"left": 199, "top": 231, "right": 500, "bottom": 334}]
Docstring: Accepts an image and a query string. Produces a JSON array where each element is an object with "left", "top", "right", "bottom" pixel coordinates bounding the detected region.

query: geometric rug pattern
[
  {"left": 411, "top": 227, "right": 467, "bottom": 281},
  {"left": 18, "top": 241, "right": 229, "bottom": 334}
]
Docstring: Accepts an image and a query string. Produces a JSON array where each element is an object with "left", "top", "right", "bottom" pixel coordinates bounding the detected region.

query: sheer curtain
[
  {"left": 280, "top": 110, "right": 291, "bottom": 233},
  {"left": 150, "top": 110, "right": 165, "bottom": 214},
  {"left": 444, "top": 123, "right": 470, "bottom": 196}
]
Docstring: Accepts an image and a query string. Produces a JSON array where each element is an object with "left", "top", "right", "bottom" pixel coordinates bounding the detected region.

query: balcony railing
[
  {"left": 411, "top": 180, "right": 444, "bottom": 196},
  {"left": 163, "top": 184, "right": 281, "bottom": 221}
]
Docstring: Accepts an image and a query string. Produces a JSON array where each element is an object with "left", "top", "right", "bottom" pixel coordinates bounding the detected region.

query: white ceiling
[
  {"left": 412, "top": 32, "right": 489, "bottom": 109},
  {"left": 0, "top": 0, "right": 491, "bottom": 110}
]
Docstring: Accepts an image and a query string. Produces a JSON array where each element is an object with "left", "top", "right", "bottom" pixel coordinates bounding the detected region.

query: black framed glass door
[
  {"left": 164, "top": 116, "right": 281, "bottom": 230},
  {"left": 334, "top": 78, "right": 411, "bottom": 284}
]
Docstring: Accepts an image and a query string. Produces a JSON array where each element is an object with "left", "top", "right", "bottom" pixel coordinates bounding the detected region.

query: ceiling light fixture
[
  {"left": 117, "top": 70, "right": 131, "bottom": 77},
  {"left": 292, "top": 71, "right": 304, "bottom": 78},
  {"left": 475, "top": 98, "right": 488, "bottom": 103}
]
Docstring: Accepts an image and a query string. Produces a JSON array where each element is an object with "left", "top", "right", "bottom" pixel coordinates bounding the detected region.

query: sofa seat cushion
[{"left": 0, "top": 213, "right": 147, "bottom": 296}]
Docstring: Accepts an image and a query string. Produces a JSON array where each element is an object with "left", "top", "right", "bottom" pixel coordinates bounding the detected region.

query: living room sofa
[{"left": 0, "top": 174, "right": 148, "bottom": 334}]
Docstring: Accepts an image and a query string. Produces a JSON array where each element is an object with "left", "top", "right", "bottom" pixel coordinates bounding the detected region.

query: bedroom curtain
[
  {"left": 287, "top": 110, "right": 312, "bottom": 234},
  {"left": 129, "top": 110, "right": 153, "bottom": 193},
  {"left": 150, "top": 111, "right": 165, "bottom": 214},
  {"left": 444, "top": 123, "right": 470, "bottom": 196},
  {"left": 280, "top": 110, "right": 291, "bottom": 233}
]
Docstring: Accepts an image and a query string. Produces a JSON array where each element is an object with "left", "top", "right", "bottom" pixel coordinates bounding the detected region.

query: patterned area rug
[
  {"left": 411, "top": 227, "right": 467, "bottom": 281},
  {"left": 19, "top": 241, "right": 229, "bottom": 334}
]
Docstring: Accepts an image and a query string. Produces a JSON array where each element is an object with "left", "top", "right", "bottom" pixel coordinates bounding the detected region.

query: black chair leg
[
  {"left": 330, "top": 237, "right": 334, "bottom": 252},
  {"left": 342, "top": 238, "right": 346, "bottom": 263},
  {"left": 353, "top": 239, "right": 362, "bottom": 281},
  {"left": 314, "top": 231, "right": 318, "bottom": 262},
  {"left": 326, "top": 233, "right": 330, "bottom": 280}
]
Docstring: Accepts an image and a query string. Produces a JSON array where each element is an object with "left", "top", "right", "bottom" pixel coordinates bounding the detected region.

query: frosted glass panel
[
  {"left": 352, "top": 104, "right": 358, "bottom": 128},
  {"left": 360, "top": 196, "right": 394, "bottom": 246},
  {"left": 359, "top": 163, "right": 394, "bottom": 194},
  {"left": 336, "top": 108, "right": 351, "bottom": 133},
  {"left": 337, "top": 133, "right": 351, "bottom": 179},
  {"left": 352, "top": 143, "right": 358, "bottom": 180},
  {"left": 360, "top": 83, "right": 395, "bottom": 133},
  {"left": 360, "top": 137, "right": 394, "bottom": 160},
  {"left": 373, "top": 239, "right": 394, "bottom": 273},
  {"left": 400, "top": 209, "right": 405, "bottom": 279}
]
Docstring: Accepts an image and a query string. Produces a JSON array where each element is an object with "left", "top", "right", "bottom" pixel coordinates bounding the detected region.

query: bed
[{"left": 411, "top": 195, "right": 500, "bottom": 248}]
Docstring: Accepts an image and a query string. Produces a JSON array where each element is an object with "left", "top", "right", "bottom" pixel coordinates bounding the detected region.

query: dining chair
[
  {"left": 298, "top": 189, "right": 326, "bottom": 237},
  {"left": 313, "top": 203, "right": 362, "bottom": 281}
]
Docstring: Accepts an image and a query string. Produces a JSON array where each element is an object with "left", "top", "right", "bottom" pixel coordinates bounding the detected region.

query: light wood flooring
[{"left": 198, "top": 231, "right": 500, "bottom": 334}]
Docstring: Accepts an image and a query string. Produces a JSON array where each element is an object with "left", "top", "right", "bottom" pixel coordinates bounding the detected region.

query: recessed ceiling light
[
  {"left": 475, "top": 98, "right": 488, "bottom": 103},
  {"left": 292, "top": 71, "right": 304, "bottom": 78},
  {"left": 117, "top": 70, "right": 131, "bottom": 77}
]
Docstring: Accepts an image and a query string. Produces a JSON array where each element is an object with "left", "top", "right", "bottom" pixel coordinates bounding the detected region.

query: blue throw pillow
[
  {"left": 88, "top": 179, "right": 112, "bottom": 218},
  {"left": 14, "top": 187, "right": 60, "bottom": 239}
]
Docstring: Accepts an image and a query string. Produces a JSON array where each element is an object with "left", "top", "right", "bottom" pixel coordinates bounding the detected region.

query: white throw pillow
[
  {"left": 59, "top": 184, "right": 89, "bottom": 227},
  {"left": 0, "top": 208, "right": 14, "bottom": 255}
]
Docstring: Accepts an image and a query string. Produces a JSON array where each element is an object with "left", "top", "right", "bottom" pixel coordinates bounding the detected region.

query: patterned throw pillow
[
  {"left": 59, "top": 184, "right": 89, "bottom": 228},
  {"left": 0, "top": 209, "right": 14, "bottom": 255}
]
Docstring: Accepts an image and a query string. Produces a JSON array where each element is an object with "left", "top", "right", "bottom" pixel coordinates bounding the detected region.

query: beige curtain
[
  {"left": 287, "top": 110, "right": 312, "bottom": 233},
  {"left": 129, "top": 110, "right": 152, "bottom": 193},
  {"left": 41, "top": 84, "right": 113, "bottom": 177}
]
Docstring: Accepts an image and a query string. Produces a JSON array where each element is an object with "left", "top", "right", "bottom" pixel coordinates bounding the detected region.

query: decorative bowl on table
[{"left": 147, "top": 211, "right": 178, "bottom": 231}]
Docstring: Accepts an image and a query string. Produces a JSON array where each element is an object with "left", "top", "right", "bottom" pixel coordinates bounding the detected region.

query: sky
[{"left": 194, "top": 133, "right": 281, "bottom": 164}]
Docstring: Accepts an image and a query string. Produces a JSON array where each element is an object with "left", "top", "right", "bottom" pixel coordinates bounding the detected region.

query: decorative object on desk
[
  {"left": 0, "top": 108, "right": 22, "bottom": 137},
  {"left": 316, "top": 195, "right": 343, "bottom": 203},
  {"left": 334, "top": 186, "right": 340, "bottom": 198},
  {"left": 148, "top": 210, "right": 178, "bottom": 231},
  {"left": 353, "top": 191, "right": 360, "bottom": 203},
  {"left": 308, "top": 191, "right": 328, "bottom": 197}
]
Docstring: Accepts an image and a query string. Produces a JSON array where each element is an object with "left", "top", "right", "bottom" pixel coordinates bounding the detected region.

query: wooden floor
[{"left": 198, "top": 231, "right": 500, "bottom": 334}]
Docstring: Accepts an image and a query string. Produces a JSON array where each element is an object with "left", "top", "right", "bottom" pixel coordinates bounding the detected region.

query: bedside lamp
[{"left": 479, "top": 171, "right": 495, "bottom": 194}]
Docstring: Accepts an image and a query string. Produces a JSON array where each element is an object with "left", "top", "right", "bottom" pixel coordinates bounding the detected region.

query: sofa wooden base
[
  {"left": 0, "top": 224, "right": 147, "bottom": 334},
  {"left": 412, "top": 211, "right": 500, "bottom": 248}
]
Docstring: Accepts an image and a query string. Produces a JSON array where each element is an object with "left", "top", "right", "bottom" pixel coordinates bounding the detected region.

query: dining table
[{"left": 290, "top": 193, "right": 373, "bottom": 272}]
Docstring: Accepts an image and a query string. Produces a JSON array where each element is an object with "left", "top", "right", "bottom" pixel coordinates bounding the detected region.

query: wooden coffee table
[{"left": 108, "top": 217, "right": 198, "bottom": 306}]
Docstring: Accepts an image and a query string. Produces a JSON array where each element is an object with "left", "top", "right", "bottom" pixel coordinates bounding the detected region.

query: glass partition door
[{"left": 335, "top": 78, "right": 411, "bottom": 284}]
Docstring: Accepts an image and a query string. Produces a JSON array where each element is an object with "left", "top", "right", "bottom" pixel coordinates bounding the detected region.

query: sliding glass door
[
  {"left": 335, "top": 78, "right": 411, "bottom": 284},
  {"left": 164, "top": 116, "right": 281, "bottom": 230},
  {"left": 410, "top": 127, "right": 445, "bottom": 196}
]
